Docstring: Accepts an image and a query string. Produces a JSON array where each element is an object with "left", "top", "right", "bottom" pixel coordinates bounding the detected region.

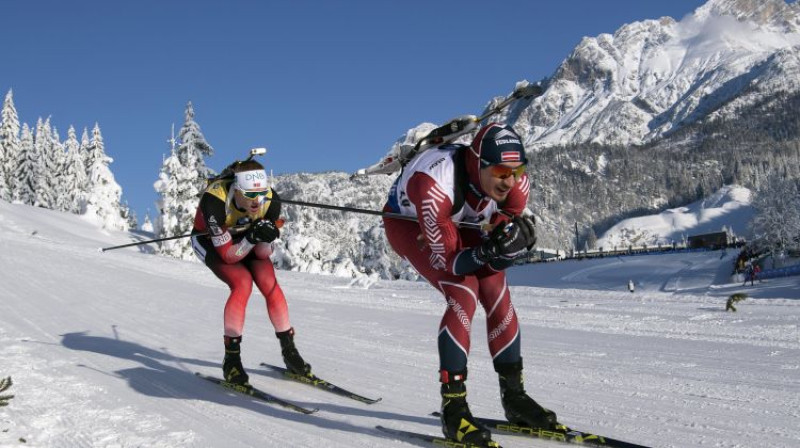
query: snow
[
  {"left": 0, "top": 198, "right": 798, "bottom": 448},
  {"left": 598, "top": 185, "right": 753, "bottom": 248}
]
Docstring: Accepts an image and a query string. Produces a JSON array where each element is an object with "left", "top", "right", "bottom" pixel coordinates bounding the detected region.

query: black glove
[
  {"left": 477, "top": 215, "right": 536, "bottom": 262},
  {"left": 246, "top": 219, "right": 280, "bottom": 244}
]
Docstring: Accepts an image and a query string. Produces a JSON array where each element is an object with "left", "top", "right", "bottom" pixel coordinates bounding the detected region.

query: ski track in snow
[{"left": 0, "top": 201, "right": 798, "bottom": 447}]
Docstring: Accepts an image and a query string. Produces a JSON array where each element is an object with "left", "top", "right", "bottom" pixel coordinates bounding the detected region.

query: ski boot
[
  {"left": 495, "top": 359, "right": 557, "bottom": 429},
  {"left": 276, "top": 328, "right": 311, "bottom": 376},
  {"left": 439, "top": 370, "right": 496, "bottom": 447},
  {"left": 222, "top": 335, "right": 250, "bottom": 386}
]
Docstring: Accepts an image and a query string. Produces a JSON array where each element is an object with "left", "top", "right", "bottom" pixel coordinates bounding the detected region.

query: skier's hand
[
  {"left": 246, "top": 219, "right": 280, "bottom": 244},
  {"left": 478, "top": 215, "right": 536, "bottom": 262}
]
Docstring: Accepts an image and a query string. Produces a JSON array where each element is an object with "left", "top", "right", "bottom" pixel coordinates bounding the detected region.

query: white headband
[{"left": 234, "top": 169, "right": 268, "bottom": 191}]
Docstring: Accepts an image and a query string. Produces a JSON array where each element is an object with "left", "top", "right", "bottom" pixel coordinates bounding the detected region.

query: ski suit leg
[
  {"left": 246, "top": 255, "right": 291, "bottom": 333},
  {"left": 476, "top": 268, "right": 520, "bottom": 364},
  {"left": 205, "top": 258, "right": 254, "bottom": 337},
  {"left": 457, "top": 230, "right": 522, "bottom": 365},
  {"left": 384, "top": 217, "right": 480, "bottom": 373}
]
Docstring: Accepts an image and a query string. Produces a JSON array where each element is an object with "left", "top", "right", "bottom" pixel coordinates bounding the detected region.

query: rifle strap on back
[{"left": 451, "top": 148, "right": 466, "bottom": 216}]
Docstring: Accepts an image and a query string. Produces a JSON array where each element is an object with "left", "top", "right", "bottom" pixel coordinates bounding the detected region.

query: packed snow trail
[{"left": 0, "top": 201, "right": 798, "bottom": 447}]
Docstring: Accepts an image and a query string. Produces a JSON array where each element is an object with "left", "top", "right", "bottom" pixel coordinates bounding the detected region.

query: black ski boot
[
  {"left": 222, "top": 336, "right": 250, "bottom": 386},
  {"left": 439, "top": 370, "right": 495, "bottom": 447},
  {"left": 276, "top": 328, "right": 311, "bottom": 376},
  {"left": 495, "top": 359, "right": 557, "bottom": 429}
]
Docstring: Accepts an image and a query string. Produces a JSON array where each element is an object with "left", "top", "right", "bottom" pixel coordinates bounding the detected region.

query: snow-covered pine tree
[
  {"left": 83, "top": 123, "right": 129, "bottom": 231},
  {"left": 30, "top": 118, "right": 50, "bottom": 207},
  {"left": 177, "top": 101, "right": 214, "bottom": 181},
  {"left": 14, "top": 124, "right": 36, "bottom": 204},
  {"left": 153, "top": 148, "right": 187, "bottom": 258},
  {"left": 141, "top": 212, "right": 154, "bottom": 234},
  {"left": 751, "top": 175, "right": 800, "bottom": 265},
  {"left": 154, "top": 103, "right": 215, "bottom": 260},
  {"left": 120, "top": 201, "right": 137, "bottom": 229},
  {"left": 62, "top": 126, "right": 87, "bottom": 213},
  {"left": 50, "top": 124, "right": 71, "bottom": 212},
  {"left": 80, "top": 127, "right": 91, "bottom": 171},
  {"left": 0, "top": 89, "right": 20, "bottom": 201}
]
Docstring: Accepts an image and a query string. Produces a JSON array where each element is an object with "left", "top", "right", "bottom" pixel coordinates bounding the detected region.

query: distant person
[
  {"left": 191, "top": 160, "right": 311, "bottom": 386},
  {"left": 383, "top": 123, "right": 556, "bottom": 446},
  {"left": 628, "top": 279, "right": 635, "bottom": 293},
  {"left": 743, "top": 263, "right": 755, "bottom": 287},
  {"left": 753, "top": 264, "right": 762, "bottom": 283}
]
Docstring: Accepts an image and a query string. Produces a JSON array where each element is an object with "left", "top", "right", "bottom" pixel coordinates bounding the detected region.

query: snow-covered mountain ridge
[{"left": 504, "top": 0, "right": 800, "bottom": 148}]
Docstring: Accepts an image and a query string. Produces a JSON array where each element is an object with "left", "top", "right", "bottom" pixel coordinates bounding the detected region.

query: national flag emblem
[{"left": 501, "top": 151, "right": 520, "bottom": 162}]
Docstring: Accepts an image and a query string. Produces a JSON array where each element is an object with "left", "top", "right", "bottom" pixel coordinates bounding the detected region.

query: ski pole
[
  {"left": 280, "top": 198, "right": 484, "bottom": 230},
  {"left": 99, "top": 224, "right": 253, "bottom": 252},
  {"left": 103, "top": 147, "right": 273, "bottom": 252}
]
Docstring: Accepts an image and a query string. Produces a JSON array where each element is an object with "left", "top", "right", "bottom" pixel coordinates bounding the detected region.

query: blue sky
[{"left": 1, "top": 0, "right": 707, "bottom": 223}]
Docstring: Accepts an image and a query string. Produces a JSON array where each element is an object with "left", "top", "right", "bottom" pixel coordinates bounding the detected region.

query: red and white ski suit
[
  {"left": 192, "top": 179, "right": 291, "bottom": 338},
  {"left": 383, "top": 146, "right": 530, "bottom": 373}
]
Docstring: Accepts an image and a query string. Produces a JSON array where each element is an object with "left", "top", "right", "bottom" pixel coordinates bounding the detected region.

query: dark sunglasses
[{"left": 488, "top": 164, "right": 526, "bottom": 180}]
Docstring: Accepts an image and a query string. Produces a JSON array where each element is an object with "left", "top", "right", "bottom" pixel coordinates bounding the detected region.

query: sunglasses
[
  {"left": 238, "top": 188, "right": 268, "bottom": 199},
  {"left": 488, "top": 164, "right": 526, "bottom": 180}
]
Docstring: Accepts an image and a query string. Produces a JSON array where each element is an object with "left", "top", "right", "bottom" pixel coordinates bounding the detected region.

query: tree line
[{"left": 0, "top": 89, "right": 132, "bottom": 230}]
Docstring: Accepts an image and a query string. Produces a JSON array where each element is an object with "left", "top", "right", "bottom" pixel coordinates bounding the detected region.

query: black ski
[
  {"left": 260, "top": 362, "right": 382, "bottom": 404},
  {"left": 431, "top": 412, "right": 649, "bottom": 448},
  {"left": 376, "top": 425, "right": 502, "bottom": 448},
  {"left": 196, "top": 372, "right": 318, "bottom": 414}
]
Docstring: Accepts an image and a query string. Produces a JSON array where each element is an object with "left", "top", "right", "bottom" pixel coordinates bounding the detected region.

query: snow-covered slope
[
  {"left": 597, "top": 184, "right": 753, "bottom": 248},
  {"left": 503, "top": 0, "right": 800, "bottom": 148},
  {"left": 1, "top": 200, "right": 798, "bottom": 447}
]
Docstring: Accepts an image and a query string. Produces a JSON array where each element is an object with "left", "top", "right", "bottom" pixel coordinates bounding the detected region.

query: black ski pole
[
  {"left": 280, "top": 198, "right": 484, "bottom": 230},
  {"left": 100, "top": 225, "right": 251, "bottom": 252}
]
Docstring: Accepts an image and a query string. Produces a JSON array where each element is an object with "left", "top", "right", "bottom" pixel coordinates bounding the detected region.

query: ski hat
[
  {"left": 465, "top": 123, "right": 527, "bottom": 192},
  {"left": 234, "top": 169, "right": 269, "bottom": 192}
]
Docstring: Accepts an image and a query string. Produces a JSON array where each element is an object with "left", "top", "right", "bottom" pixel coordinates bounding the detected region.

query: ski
[
  {"left": 376, "top": 425, "right": 502, "bottom": 448},
  {"left": 195, "top": 372, "right": 318, "bottom": 414},
  {"left": 431, "top": 412, "right": 650, "bottom": 448},
  {"left": 259, "top": 362, "right": 382, "bottom": 404}
]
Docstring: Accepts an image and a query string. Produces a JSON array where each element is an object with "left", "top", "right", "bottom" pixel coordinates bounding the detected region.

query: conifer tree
[
  {"left": 33, "top": 118, "right": 58, "bottom": 208},
  {"left": 141, "top": 212, "right": 154, "bottom": 233},
  {"left": 49, "top": 124, "right": 69, "bottom": 212},
  {"left": 154, "top": 103, "right": 215, "bottom": 259},
  {"left": 14, "top": 124, "right": 36, "bottom": 205},
  {"left": 154, "top": 148, "right": 187, "bottom": 257},
  {"left": 62, "top": 126, "right": 87, "bottom": 213},
  {"left": 0, "top": 89, "right": 20, "bottom": 201},
  {"left": 84, "top": 123, "right": 128, "bottom": 230},
  {"left": 751, "top": 175, "right": 800, "bottom": 263},
  {"left": 80, "top": 127, "right": 91, "bottom": 170}
]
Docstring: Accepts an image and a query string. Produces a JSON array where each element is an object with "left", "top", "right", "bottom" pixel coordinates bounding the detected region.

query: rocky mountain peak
[{"left": 695, "top": 0, "right": 800, "bottom": 30}]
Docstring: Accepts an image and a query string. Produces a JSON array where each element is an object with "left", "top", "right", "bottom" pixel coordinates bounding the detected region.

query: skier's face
[
  {"left": 233, "top": 188, "right": 266, "bottom": 215},
  {"left": 479, "top": 162, "right": 524, "bottom": 202}
]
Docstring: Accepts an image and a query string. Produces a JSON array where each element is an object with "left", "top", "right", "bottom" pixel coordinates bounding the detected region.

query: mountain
[{"left": 505, "top": 0, "right": 800, "bottom": 148}]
